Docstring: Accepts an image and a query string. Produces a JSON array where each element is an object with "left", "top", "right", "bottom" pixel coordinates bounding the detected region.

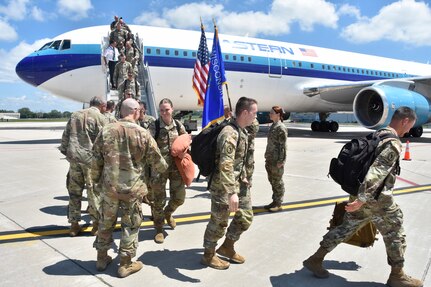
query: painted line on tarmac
[{"left": 0, "top": 184, "right": 429, "bottom": 244}]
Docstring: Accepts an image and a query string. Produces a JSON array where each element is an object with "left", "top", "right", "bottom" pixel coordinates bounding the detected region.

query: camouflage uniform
[
  {"left": 139, "top": 114, "right": 156, "bottom": 202},
  {"left": 203, "top": 121, "right": 249, "bottom": 249},
  {"left": 110, "top": 29, "right": 128, "bottom": 52},
  {"left": 149, "top": 118, "right": 187, "bottom": 229},
  {"left": 113, "top": 61, "right": 133, "bottom": 89},
  {"left": 264, "top": 121, "right": 288, "bottom": 205},
  {"left": 225, "top": 119, "right": 259, "bottom": 241},
  {"left": 92, "top": 119, "right": 168, "bottom": 257},
  {"left": 59, "top": 106, "right": 107, "bottom": 224},
  {"left": 103, "top": 112, "right": 117, "bottom": 124},
  {"left": 117, "top": 78, "right": 141, "bottom": 101},
  {"left": 320, "top": 127, "right": 406, "bottom": 267}
]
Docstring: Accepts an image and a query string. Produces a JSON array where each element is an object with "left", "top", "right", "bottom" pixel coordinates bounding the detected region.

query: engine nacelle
[{"left": 353, "top": 85, "right": 431, "bottom": 129}]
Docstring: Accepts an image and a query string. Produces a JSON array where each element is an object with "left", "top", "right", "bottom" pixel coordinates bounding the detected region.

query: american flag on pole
[{"left": 192, "top": 23, "right": 210, "bottom": 106}]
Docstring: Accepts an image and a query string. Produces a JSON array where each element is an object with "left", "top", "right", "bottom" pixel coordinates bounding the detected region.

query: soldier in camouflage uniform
[
  {"left": 202, "top": 97, "right": 258, "bottom": 270},
  {"left": 113, "top": 54, "right": 133, "bottom": 89},
  {"left": 117, "top": 72, "right": 141, "bottom": 101},
  {"left": 103, "top": 100, "right": 117, "bottom": 123},
  {"left": 138, "top": 101, "right": 156, "bottom": 207},
  {"left": 110, "top": 22, "right": 128, "bottom": 53},
  {"left": 215, "top": 118, "right": 259, "bottom": 265},
  {"left": 148, "top": 98, "right": 187, "bottom": 244},
  {"left": 264, "top": 106, "right": 288, "bottom": 212},
  {"left": 92, "top": 98, "right": 168, "bottom": 278},
  {"left": 59, "top": 97, "right": 107, "bottom": 237},
  {"left": 303, "top": 107, "right": 423, "bottom": 287}
]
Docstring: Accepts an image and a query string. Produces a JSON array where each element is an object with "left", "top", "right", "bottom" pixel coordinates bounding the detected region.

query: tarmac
[{"left": 0, "top": 121, "right": 430, "bottom": 287}]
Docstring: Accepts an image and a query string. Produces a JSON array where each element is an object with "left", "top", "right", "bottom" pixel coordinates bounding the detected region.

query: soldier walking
[
  {"left": 201, "top": 97, "right": 258, "bottom": 270},
  {"left": 59, "top": 96, "right": 107, "bottom": 236},
  {"left": 303, "top": 107, "right": 423, "bottom": 287},
  {"left": 92, "top": 98, "right": 167, "bottom": 278}
]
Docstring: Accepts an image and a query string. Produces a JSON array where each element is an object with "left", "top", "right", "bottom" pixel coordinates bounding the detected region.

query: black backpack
[
  {"left": 328, "top": 132, "right": 398, "bottom": 196},
  {"left": 191, "top": 121, "right": 240, "bottom": 177}
]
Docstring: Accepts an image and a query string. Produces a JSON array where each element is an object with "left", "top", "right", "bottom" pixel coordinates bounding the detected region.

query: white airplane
[{"left": 16, "top": 25, "right": 431, "bottom": 136}]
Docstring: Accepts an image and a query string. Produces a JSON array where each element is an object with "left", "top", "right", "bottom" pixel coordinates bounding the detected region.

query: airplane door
[{"left": 268, "top": 57, "right": 282, "bottom": 78}]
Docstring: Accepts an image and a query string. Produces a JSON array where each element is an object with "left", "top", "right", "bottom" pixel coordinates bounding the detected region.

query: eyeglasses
[{"left": 126, "top": 93, "right": 133, "bottom": 95}]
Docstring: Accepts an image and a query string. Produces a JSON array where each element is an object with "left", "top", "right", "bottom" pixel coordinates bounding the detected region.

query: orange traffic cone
[{"left": 403, "top": 141, "right": 411, "bottom": 161}]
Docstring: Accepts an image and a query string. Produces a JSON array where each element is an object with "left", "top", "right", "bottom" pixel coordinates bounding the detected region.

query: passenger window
[
  {"left": 165, "top": 50, "right": 170, "bottom": 55},
  {"left": 248, "top": 56, "right": 251, "bottom": 62},
  {"left": 192, "top": 52, "right": 196, "bottom": 57},
  {"left": 225, "top": 55, "right": 229, "bottom": 60},
  {"left": 298, "top": 62, "right": 302, "bottom": 67},
  {"left": 146, "top": 48, "right": 151, "bottom": 54},
  {"left": 293, "top": 61, "right": 296, "bottom": 67},
  {"left": 156, "top": 49, "right": 161, "bottom": 55},
  {"left": 311, "top": 63, "right": 314, "bottom": 68},
  {"left": 61, "top": 40, "right": 71, "bottom": 50},
  {"left": 233, "top": 55, "right": 237, "bottom": 61},
  {"left": 240, "top": 56, "right": 244, "bottom": 61},
  {"left": 322, "top": 64, "right": 325, "bottom": 69},
  {"left": 174, "top": 50, "right": 179, "bottom": 56},
  {"left": 183, "top": 51, "right": 188, "bottom": 56}
]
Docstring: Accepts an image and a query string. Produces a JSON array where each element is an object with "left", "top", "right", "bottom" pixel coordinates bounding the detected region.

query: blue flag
[{"left": 202, "top": 25, "right": 226, "bottom": 128}]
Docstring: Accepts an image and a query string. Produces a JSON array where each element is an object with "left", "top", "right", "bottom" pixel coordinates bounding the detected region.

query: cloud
[
  {"left": 31, "top": 6, "right": 44, "bottom": 21},
  {"left": 134, "top": 0, "right": 338, "bottom": 37},
  {"left": 0, "top": 38, "right": 51, "bottom": 83},
  {"left": 0, "top": 19, "right": 18, "bottom": 41},
  {"left": 57, "top": 0, "right": 93, "bottom": 20},
  {"left": 338, "top": 3, "right": 362, "bottom": 20},
  {"left": 341, "top": 0, "right": 431, "bottom": 46},
  {"left": 0, "top": 0, "right": 29, "bottom": 21}
]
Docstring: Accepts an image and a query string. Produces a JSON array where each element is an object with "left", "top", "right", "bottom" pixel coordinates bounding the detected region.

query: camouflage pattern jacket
[
  {"left": 114, "top": 61, "right": 133, "bottom": 88},
  {"left": 149, "top": 118, "right": 187, "bottom": 168},
  {"left": 357, "top": 127, "right": 402, "bottom": 204},
  {"left": 118, "top": 78, "right": 141, "bottom": 100},
  {"left": 59, "top": 106, "right": 107, "bottom": 164},
  {"left": 91, "top": 119, "right": 168, "bottom": 195},
  {"left": 139, "top": 114, "right": 156, "bottom": 130},
  {"left": 264, "top": 121, "right": 288, "bottom": 165},
  {"left": 243, "top": 119, "right": 259, "bottom": 183},
  {"left": 210, "top": 122, "right": 248, "bottom": 195}
]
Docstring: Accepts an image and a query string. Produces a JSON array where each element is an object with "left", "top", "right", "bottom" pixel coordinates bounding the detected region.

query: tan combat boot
[
  {"left": 117, "top": 255, "right": 143, "bottom": 278},
  {"left": 69, "top": 222, "right": 81, "bottom": 237},
  {"left": 96, "top": 250, "right": 112, "bottom": 271},
  {"left": 216, "top": 238, "right": 245, "bottom": 264},
  {"left": 264, "top": 201, "right": 277, "bottom": 210},
  {"left": 154, "top": 227, "right": 164, "bottom": 244},
  {"left": 91, "top": 221, "right": 99, "bottom": 236},
  {"left": 387, "top": 267, "right": 423, "bottom": 287},
  {"left": 303, "top": 247, "right": 330, "bottom": 278},
  {"left": 165, "top": 213, "right": 176, "bottom": 229},
  {"left": 201, "top": 248, "right": 230, "bottom": 270}
]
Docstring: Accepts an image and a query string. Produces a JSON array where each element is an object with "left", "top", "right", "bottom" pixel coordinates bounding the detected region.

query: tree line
[{"left": 0, "top": 108, "right": 72, "bottom": 119}]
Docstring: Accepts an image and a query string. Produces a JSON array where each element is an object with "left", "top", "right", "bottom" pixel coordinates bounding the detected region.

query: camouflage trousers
[
  {"left": 66, "top": 162, "right": 100, "bottom": 223},
  {"left": 150, "top": 166, "right": 185, "bottom": 228},
  {"left": 265, "top": 161, "right": 285, "bottom": 205},
  {"left": 321, "top": 195, "right": 406, "bottom": 267},
  {"left": 94, "top": 192, "right": 143, "bottom": 258},
  {"left": 203, "top": 183, "right": 254, "bottom": 249}
]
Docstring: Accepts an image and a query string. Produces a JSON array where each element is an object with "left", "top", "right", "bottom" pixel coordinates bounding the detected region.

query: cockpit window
[
  {"left": 39, "top": 41, "right": 53, "bottom": 51},
  {"left": 61, "top": 40, "right": 71, "bottom": 50},
  {"left": 50, "top": 40, "right": 62, "bottom": 50}
]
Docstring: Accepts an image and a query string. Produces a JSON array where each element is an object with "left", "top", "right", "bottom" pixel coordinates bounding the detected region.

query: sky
[{"left": 0, "top": 0, "right": 431, "bottom": 113}]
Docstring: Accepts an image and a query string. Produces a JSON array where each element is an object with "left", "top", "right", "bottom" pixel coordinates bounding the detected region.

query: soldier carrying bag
[{"left": 328, "top": 201, "right": 378, "bottom": 248}]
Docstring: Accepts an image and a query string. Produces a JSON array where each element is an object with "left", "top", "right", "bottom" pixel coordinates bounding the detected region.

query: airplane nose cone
[{"left": 16, "top": 56, "right": 37, "bottom": 87}]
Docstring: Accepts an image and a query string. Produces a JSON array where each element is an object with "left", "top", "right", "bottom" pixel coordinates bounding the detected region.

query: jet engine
[{"left": 353, "top": 85, "right": 431, "bottom": 137}]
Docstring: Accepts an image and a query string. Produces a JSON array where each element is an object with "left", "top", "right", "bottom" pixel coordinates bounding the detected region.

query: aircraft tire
[
  {"left": 329, "top": 121, "right": 339, "bottom": 132},
  {"left": 410, "top": 126, "right": 423, "bottom": 137},
  {"left": 311, "top": 121, "right": 320, "bottom": 132},
  {"left": 319, "top": 121, "right": 330, "bottom": 132}
]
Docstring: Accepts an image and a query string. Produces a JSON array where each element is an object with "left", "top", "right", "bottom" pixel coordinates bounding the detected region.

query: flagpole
[{"left": 212, "top": 18, "right": 233, "bottom": 112}]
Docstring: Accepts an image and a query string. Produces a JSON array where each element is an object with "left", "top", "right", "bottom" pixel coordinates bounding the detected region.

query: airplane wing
[{"left": 303, "top": 76, "right": 431, "bottom": 105}]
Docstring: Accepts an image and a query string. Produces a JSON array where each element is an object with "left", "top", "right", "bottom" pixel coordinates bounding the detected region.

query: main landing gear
[{"left": 310, "top": 113, "right": 339, "bottom": 132}]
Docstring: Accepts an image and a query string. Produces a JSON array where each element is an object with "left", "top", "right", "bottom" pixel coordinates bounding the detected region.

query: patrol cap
[{"left": 121, "top": 98, "right": 140, "bottom": 117}]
